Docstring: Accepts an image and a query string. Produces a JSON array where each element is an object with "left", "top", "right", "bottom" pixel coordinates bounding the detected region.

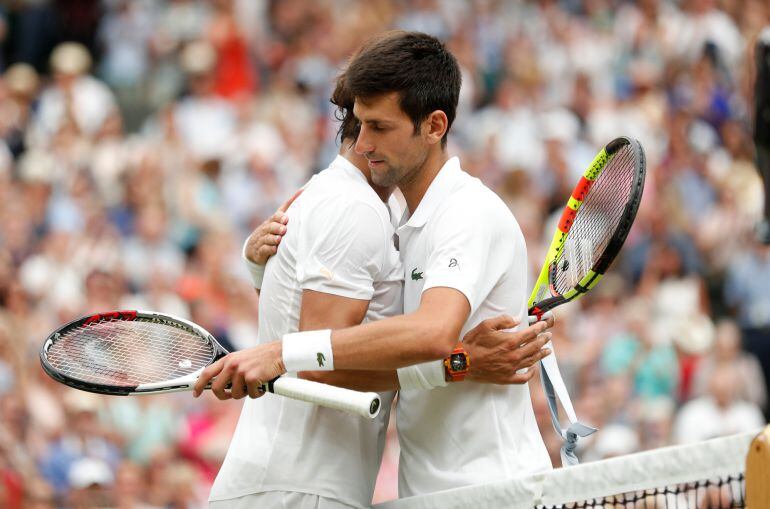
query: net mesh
[
  {"left": 552, "top": 143, "right": 636, "bottom": 295},
  {"left": 373, "top": 431, "right": 755, "bottom": 509},
  {"left": 45, "top": 316, "right": 216, "bottom": 386},
  {"left": 536, "top": 475, "right": 745, "bottom": 508}
]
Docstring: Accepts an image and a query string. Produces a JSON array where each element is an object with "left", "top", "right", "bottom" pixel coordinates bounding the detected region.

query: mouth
[{"left": 367, "top": 159, "right": 385, "bottom": 168}]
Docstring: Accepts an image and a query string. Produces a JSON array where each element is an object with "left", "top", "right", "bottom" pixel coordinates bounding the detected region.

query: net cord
[{"left": 373, "top": 430, "right": 757, "bottom": 509}]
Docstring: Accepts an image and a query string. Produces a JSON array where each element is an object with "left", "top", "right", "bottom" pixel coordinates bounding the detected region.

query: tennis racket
[
  {"left": 528, "top": 136, "right": 646, "bottom": 318},
  {"left": 526, "top": 136, "right": 645, "bottom": 465},
  {"left": 39, "top": 310, "right": 381, "bottom": 419}
]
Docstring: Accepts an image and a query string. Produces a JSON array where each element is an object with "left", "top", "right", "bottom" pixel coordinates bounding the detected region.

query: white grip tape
[
  {"left": 528, "top": 311, "right": 554, "bottom": 325},
  {"left": 282, "top": 329, "right": 334, "bottom": 372},
  {"left": 270, "top": 377, "right": 381, "bottom": 419}
]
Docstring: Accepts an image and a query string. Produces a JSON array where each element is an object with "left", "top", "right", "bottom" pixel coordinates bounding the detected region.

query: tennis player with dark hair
[{"left": 205, "top": 61, "right": 553, "bottom": 507}]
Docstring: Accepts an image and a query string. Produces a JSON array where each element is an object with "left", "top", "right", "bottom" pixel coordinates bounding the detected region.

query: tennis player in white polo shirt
[{"left": 206, "top": 70, "right": 552, "bottom": 507}]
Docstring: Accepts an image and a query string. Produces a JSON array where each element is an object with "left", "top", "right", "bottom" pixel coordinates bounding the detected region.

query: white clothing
[
  {"left": 673, "top": 397, "right": 765, "bottom": 445},
  {"left": 173, "top": 95, "right": 237, "bottom": 160},
  {"left": 34, "top": 76, "right": 117, "bottom": 140},
  {"left": 210, "top": 491, "right": 357, "bottom": 509},
  {"left": 394, "top": 157, "right": 551, "bottom": 497},
  {"left": 209, "top": 156, "right": 403, "bottom": 508}
]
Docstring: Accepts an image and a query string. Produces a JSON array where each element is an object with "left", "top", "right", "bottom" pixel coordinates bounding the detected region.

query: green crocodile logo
[
  {"left": 411, "top": 268, "right": 423, "bottom": 281},
  {"left": 317, "top": 353, "right": 326, "bottom": 367}
]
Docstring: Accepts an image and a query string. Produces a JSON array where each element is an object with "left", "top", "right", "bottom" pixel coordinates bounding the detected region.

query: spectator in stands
[{"left": 673, "top": 364, "right": 765, "bottom": 444}]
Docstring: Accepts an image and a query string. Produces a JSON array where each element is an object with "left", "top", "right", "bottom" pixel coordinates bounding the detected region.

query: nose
[{"left": 355, "top": 126, "right": 373, "bottom": 156}]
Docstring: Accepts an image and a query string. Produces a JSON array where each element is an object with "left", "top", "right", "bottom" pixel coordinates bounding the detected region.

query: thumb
[
  {"left": 278, "top": 188, "right": 303, "bottom": 213},
  {"left": 487, "top": 314, "right": 520, "bottom": 331}
]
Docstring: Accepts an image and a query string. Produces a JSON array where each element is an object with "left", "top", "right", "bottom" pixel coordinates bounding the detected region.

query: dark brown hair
[
  {"left": 345, "top": 31, "right": 461, "bottom": 146},
  {"left": 330, "top": 72, "right": 359, "bottom": 144}
]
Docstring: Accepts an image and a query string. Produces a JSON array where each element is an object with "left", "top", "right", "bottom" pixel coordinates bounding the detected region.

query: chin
[{"left": 372, "top": 172, "right": 395, "bottom": 188}]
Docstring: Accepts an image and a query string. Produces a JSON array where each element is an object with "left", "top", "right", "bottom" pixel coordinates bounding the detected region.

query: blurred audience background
[{"left": 0, "top": 0, "right": 767, "bottom": 507}]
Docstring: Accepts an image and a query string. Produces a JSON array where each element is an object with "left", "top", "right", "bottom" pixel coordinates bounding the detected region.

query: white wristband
[
  {"left": 397, "top": 360, "right": 448, "bottom": 390},
  {"left": 282, "top": 330, "right": 334, "bottom": 372},
  {"left": 242, "top": 238, "right": 266, "bottom": 289}
]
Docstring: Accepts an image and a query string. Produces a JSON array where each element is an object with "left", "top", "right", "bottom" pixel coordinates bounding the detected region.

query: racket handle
[
  {"left": 528, "top": 311, "right": 554, "bottom": 325},
  {"left": 266, "top": 376, "right": 382, "bottom": 419}
]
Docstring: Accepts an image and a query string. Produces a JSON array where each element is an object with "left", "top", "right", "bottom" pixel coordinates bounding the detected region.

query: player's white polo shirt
[
  {"left": 210, "top": 155, "right": 403, "bottom": 508},
  {"left": 395, "top": 157, "right": 552, "bottom": 497}
]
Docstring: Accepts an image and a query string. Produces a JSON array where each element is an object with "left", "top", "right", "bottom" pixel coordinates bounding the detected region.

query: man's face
[{"left": 353, "top": 92, "right": 429, "bottom": 188}]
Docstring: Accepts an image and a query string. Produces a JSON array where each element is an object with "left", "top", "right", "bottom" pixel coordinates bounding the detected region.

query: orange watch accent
[{"left": 444, "top": 344, "right": 470, "bottom": 382}]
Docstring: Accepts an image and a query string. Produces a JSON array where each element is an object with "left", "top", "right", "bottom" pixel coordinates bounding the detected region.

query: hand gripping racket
[
  {"left": 527, "top": 136, "right": 646, "bottom": 465},
  {"left": 40, "top": 310, "right": 381, "bottom": 419}
]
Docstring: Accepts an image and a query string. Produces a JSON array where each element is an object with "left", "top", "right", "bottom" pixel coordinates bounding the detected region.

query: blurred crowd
[{"left": 0, "top": 0, "right": 768, "bottom": 507}]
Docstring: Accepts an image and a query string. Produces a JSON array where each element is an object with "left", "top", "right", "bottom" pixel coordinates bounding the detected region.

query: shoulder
[
  {"left": 302, "top": 167, "right": 390, "bottom": 223},
  {"left": 434, "top": 174, "right": 520, "bottom": 236},
  {"left": 296, "top": 173, "right": 391, "bottom": 245},
  {"left": 305, "top": 181, "right": 388, "bottom": 224}
]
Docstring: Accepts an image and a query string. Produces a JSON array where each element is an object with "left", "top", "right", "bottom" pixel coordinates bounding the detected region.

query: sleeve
[
  {"left": 296, "top": 196, "right": 387, "bottom": 300},
  {"left": 421, "top": 202, "right": 506, "bottom": 315},
  {"left": 397, "top": 361, "right": 447, "bottom": 390}
]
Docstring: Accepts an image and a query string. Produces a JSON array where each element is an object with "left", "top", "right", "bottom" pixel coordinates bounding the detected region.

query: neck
[
  {"left": 401, "top": 146, "right": 449, "bottom": 213},
  {"left": 340, "top": 142, "right": 393, "bottom": 202}
]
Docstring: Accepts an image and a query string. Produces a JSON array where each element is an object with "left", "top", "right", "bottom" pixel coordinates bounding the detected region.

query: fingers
[
  {"left": 484, "top": 314, "right": 520, "bottom": 331},
  {"left": 514, "top": 342, "right": 552, "bottom": 371},
  {"left": 259, "top": 232, "right": 284, "bottom": 247},
  {"left": 257, "top": 244, "right": 278, "bottom": 259},
  {"left": 230, "top": 371, "right": 247, "bottom": 400},
  {"left": 210, "top": 362, "right": 235, "bottom": 400},
  {"left": 516, "top": 332, "right": 551, "bottom": 359},
  {"left": 508, "top": 368, "right": 537, "bottom": 384},
  {"left": 512, "top": 320, "right": 550, "bottom": 345},
  {"left": 193, "top": 358, "right": 225, "bottom": 397},
  {"left": 268, "top": 222, "right": 287, "bottom": 236},
  {"left": 247, "top": 379, "right": 263, "bottom": 399},
  {"left": 278, "top": 188, "right": 303, "bottom": 213}
]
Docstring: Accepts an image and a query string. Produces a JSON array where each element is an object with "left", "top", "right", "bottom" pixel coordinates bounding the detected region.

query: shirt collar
[{"left": 401, "top": 157, "right": 463, "bottom": 229}]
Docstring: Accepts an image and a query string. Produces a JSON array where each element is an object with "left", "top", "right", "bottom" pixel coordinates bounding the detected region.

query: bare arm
[
  {"left": 297, "top": 290, "right": 399, "bottom": 392},
  {"left": 330, "top": 287, "right": 469, "bottom": 370},
  {"left": 193, "top": 287, "right": 468, "bottom": 398},
  {"left": 193, "top": 287, "right": 554, "bottom": 399}
]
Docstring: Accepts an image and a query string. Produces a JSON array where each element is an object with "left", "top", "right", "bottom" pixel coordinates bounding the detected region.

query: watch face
[{"left": 450, "top": 353, "right": 467, "bottom": 371}]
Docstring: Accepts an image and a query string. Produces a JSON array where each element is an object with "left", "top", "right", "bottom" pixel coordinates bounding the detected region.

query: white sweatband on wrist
[
  {"left": 242, "top": 238, "right": 266, "bottom": 289},
  {"left": 397, "top": 360, "right": 448, "bottom": 391},
  {"left": 282, "top": 330, "right": 334, "bottom": 372}
]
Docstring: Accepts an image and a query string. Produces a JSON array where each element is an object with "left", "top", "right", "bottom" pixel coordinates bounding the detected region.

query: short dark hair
[
  {"left": 330, "top": 72, "right": 359, "bottom": 144},
  {"left": 345, "top": 31, "right": 461, "bottom": 146}
]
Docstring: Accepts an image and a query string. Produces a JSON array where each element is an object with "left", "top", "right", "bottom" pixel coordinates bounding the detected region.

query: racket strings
[
  {"left": 552, "top": 144, "right": 636, "bottom": 294},
  {"left": 46, "top": 319, "right": 215, "bottom": 386}
]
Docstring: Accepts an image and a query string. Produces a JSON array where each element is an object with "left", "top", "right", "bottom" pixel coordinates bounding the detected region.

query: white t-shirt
[
  {"left": 34, "top": 76, "right": 117, "bottom": 140},
  {"left": 673, "top": 397, "right": 765, "bottom": 445},
  {"left": 209, "top": 156, "right": 403, "bottom": 508},
  {"left": 394, "top": 157, "right": 552, "bottom": 497}
]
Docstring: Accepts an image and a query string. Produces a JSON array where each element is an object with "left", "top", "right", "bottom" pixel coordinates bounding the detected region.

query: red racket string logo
[{"left": 83, "top": 310, "right": 137, "bottom": 325}]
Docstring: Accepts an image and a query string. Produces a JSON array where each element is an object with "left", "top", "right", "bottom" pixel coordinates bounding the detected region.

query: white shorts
[{"left": 209, "top": 491, "right": 359, "bottom": 509}]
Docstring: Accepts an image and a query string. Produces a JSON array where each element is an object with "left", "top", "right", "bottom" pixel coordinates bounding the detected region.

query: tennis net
[{"left": 373, "top": 430, "right": 758, "bottom": 509}]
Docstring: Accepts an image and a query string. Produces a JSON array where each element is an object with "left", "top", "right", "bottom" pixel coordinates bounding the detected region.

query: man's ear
[{"left": 423, "top": 110, "right": 448, "bottom": 145}]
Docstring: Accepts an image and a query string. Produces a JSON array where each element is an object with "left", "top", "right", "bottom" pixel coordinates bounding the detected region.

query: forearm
[
  {"left": 331, "top": 309, "right": 458, "bottom": 371},
  {"left": 299, "top": 369, "right": 399, "bottom": 392}
]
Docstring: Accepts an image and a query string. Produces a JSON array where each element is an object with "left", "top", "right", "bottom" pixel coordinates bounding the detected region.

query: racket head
[
  {"left": 529, "top": 137, "right": 646, "bottom": 316},
  {"left": 40, "top": 310, "right": 226, "bottom": 396}
]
